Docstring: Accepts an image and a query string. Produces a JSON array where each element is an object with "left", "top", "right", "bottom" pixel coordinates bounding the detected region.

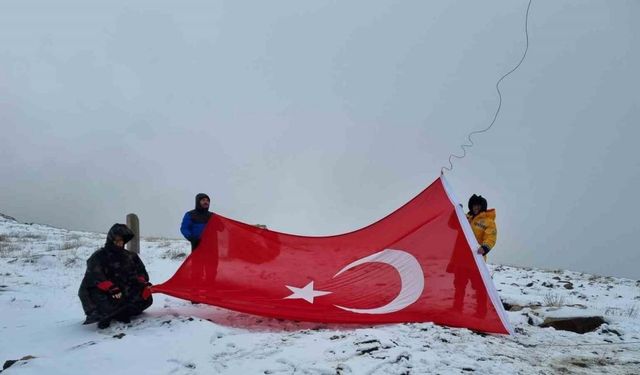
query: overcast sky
[{"left": 1, "top": 1, "right": 638, "bottom": 279}]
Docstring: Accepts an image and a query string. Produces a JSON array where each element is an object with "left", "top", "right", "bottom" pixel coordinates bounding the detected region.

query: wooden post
[{"left": 126, "top": 213, "right": 140, "bottom": 254}]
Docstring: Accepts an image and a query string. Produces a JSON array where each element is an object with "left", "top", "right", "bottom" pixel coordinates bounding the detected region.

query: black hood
[
  {"left": 195, "top": 193, "right": 210, "bottom": 212},
  {"left": 105, "top": 223, "right": 134, "bottom": 246},
  {"left": 468, "top": 194, "right": 488, "bottom": 213}
]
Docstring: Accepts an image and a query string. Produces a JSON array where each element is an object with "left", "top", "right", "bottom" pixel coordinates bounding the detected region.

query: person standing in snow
[
  {"left": 446, "top": 195, "right": 497, "bottom": 317},
  {"left": 78, "top": 224, "right": 153, "bottom": 329},
  {"left": 466, "top": 194, "right": 497, "bottom": 260},
  {"left": 180, "top": 193, "right": 213, "bottom": 252}
]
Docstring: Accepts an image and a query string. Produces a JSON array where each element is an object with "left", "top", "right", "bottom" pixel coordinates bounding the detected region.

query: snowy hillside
[{"left": 1, "top": 215, "right": 639, "bottom": 374}]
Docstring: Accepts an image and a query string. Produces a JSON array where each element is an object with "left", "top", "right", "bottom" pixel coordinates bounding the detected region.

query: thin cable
[{"left": 441, "top": 0, "right": 532, "bottom": 174}]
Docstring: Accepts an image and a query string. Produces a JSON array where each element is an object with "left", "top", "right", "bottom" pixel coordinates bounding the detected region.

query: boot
[
  {"left": 97, "top": 318, "right": 111, "bottom": 329},
  {"left": 83, "top": 312, "right": 102, "bottom": 325},
  {"left": 115, "top": 314, "right": 131, "bottom": 324}
]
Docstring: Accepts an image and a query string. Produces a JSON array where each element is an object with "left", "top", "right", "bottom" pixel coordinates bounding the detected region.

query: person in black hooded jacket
[
  {"left": 180, "top": 193, "right": 213, "bottom": 251},
  {"left": 78, "top": 223, "right": 153, "bottom": 329}
]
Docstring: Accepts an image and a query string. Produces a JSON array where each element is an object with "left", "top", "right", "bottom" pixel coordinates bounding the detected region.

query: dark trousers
[
  {"left": 453, "top": 271, "right": 487, "bottom": 317},
  {"left": 79, "top": 286, "right": 152, "bottom": 319},
  {"left": 190, "top": 239, "right": 200, "bottom": 251}
]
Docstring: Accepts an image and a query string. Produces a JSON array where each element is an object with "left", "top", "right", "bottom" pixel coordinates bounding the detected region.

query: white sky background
[{"left": 1, "top": 1, "right": 638, "bottom": 278}]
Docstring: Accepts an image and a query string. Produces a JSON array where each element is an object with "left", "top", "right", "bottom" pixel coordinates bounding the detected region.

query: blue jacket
[
  {"left": 180, "top": 210, "right": 212, "bottom": 242},
  {"left": 182, "top": 193, "right": 213, "bottom": 243}
]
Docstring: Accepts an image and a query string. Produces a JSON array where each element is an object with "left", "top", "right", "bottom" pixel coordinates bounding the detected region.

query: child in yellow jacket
[{"left": 467, "top": 194, "right": 497, "bottom": 260}]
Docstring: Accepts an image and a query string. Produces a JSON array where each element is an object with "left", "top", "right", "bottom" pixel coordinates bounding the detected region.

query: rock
[
  {"left": 357, "top": 346, "right": 380, "bottom": 355},
  {"left": 565, "top": 304, "right": 587, "bottom": 309},
  {"left": 2, "top": 360, "right": 18, "bottom": 371},
  {"left": 601, "top": 327, "right": 622, "bottom": 337},
  {"left": 502, "top": 302, "right": 514, "bottom": 310},
  {"left": 563, "top": 282, "right": 574, "bottom": 290},
  {"left": 514, "top": 327, "right": 528, "bottom": 335},
  {"left": 502, "top": 302, "right": 524, "bottom": 312},
  {"left": 525, "top": 282, "right": 534, "bottom": 287},
  {"left": 0, "top": 213, "right": 17, "bottom": 222},
  {"left": 3, "top": 355, "right": 36, "bottom": 371},
  {"left": 540, "top": 316, "right": 605, "bottom": 334},
  {"left": 527, "top": 313, "right": 544, "bottom": 326}
]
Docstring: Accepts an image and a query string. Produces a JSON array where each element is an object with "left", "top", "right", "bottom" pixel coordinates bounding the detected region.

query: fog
[{"left": 1, "top": 1, "right": 638, "bottom": 278}]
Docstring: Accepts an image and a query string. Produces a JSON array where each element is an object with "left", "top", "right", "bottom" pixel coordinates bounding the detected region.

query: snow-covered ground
[{"left": 1, "top": 214, "right": 639, "bottom": 374}]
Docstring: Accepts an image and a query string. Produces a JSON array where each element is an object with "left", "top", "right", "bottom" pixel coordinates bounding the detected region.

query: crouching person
[{"left": 78, "top": 223, "right": 153, "bottom": 329}]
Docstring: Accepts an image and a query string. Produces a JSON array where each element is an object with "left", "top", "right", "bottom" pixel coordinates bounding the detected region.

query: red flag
[{"left": 153, "top": 177, "right": 512, "bottom": 334}]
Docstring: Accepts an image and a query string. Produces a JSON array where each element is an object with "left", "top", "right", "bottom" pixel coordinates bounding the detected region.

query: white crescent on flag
[{"left": 333, "top": 249, "right": 425, "bottom": 314}]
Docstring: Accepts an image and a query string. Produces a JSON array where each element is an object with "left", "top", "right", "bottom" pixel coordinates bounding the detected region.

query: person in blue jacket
[{"left": 180, "top": 193, "right": 213, "bottom": 251}]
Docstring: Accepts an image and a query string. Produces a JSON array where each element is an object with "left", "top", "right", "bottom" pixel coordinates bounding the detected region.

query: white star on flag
[{"left": 284, "top": 281, "right": 332, "bottom": 304}]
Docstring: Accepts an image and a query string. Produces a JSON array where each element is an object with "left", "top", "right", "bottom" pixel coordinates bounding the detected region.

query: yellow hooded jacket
[{"left": 466, "top": 209, "right": 497, "bottom": 258}]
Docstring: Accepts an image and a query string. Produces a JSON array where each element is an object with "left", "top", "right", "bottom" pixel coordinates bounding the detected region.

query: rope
[{"left": 441, "top": 0, "right": 533, "bottom": 174}]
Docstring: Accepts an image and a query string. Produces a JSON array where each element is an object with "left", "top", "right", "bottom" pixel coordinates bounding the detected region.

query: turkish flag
[{"left": 153, "top": 177, "right": 512, "bottom": 334}]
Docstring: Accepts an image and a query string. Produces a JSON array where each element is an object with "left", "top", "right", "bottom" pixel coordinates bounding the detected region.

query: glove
[
  {"left": 480, "top": 245, "right": 491, "bottom": 256},
  {"left": 136, "top": 276, "right": 153, "bottom": 300},
  {"left": 97, "top": 281, "right": 122, "bottom": 299},
  {"left": 137, "top": 276, "right": 152, "bottom": 287},
  {"left": 141, "top": 286, "right": 152, "bottom": 300}
]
